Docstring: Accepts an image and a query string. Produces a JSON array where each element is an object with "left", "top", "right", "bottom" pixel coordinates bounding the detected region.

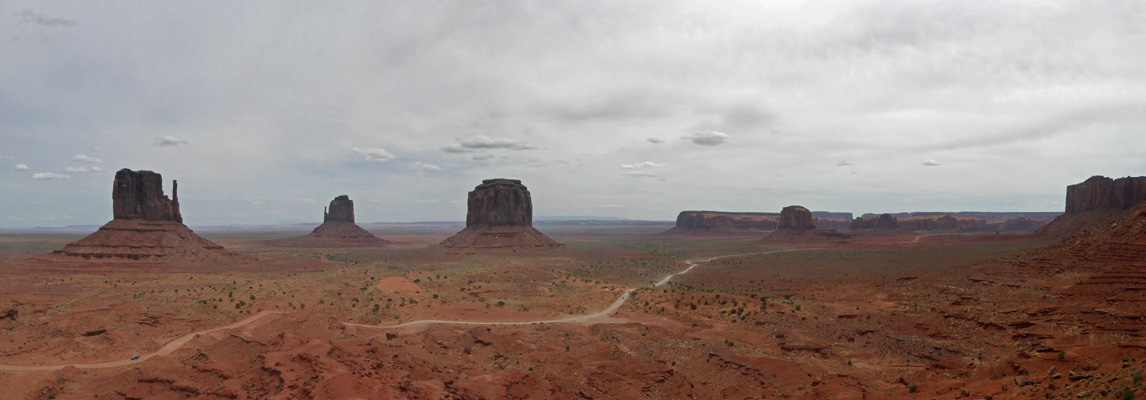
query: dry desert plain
[{"left": 0, "top": 220, "right": 1144, "bottom": 399}]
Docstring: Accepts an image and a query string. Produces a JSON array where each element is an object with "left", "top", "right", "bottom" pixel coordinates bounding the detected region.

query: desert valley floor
[{"left": 0, "top": 220, "right": 1143, "bottom": 400}]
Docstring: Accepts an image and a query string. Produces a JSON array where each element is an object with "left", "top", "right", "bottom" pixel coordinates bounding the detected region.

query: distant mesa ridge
[
  {"left": 667, "top": 210, "right": 852, "bottom": 234},
  {"left": 439, "top": 178, "right": 562, "bottom": 251},
  {"left": 850, "top": 213, "right": 900, "bottom": 231}
]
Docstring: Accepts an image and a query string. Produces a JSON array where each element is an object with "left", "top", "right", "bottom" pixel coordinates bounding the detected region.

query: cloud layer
[{"left": 2, "top": 1, "right": 1145, "bottom": 226}]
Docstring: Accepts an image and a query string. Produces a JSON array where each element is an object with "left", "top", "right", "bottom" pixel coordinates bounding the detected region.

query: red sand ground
[{"left": 0, "top": 217, "right": 1142, "bottom": 399}]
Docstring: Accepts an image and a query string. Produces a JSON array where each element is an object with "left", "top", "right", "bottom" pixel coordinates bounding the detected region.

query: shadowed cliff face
[
  {"left": 111, "top": 169, "right": 182, "bottom": 223},
  {"left": 324, "top": 195, "right": 355, "bottom": 223},
  {"left": 466, "top": 179, "right": 533, "bottom": 227},
  {"left": 1065, "top": 175, "right": 1146, "bottom": 213},
  {"left": 778, "top": 206, "right": 815, "bottom": 230}
]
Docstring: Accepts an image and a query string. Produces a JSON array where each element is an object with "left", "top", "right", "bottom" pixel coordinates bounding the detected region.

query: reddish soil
[{"left": 0, "top": 215, "right": 1143, "bottom": 399}]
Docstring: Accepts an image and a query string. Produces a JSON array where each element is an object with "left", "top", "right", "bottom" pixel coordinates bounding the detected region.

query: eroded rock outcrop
[
  {"left": 1064, "top": 175, "right": 1146, "bottom": 213},
  {"left": 778, "top": 206, "right": 815, "bottom": 230},
  {"left": 440, "top": 179, "right": 562, "bottom": 252},
  {"left": 850, "top": 214, "right": 900, "bottom": 231},
  {"left": 993, "top": 218, "right": 1046, "bottom": 233},
  {"left": 42, "top": 169, "right": 245, "bottom": 267}
]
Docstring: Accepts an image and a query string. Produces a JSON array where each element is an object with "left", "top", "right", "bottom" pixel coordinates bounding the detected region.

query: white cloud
[
  {"left": 64, "top": 167, "right": 90, "bottom": 173},
  {"left": 621, "top": 161, "right": 667, "bottom": 169},
  {"left": 351, "top": 147, "right": 395, "bottom": 162},
  {"left": 32, "top": 172, "right": 71, "bottom": 180},
  {"left": 621, "top": 170, "right": 659, "bottom": 178},
  {"left": 836, "top": 161, "right": 854, "bottom": 167},
  {"left": 682, "top": 130, "right": 730, "bottom": 146},
  {"left": 72, "top": 154, "right": 102, "bottom": 163},
  {"left": 647, "top": 137, "right": 665, "bottom": 144},
  {"left": 443, "top": 136, "right": 537, "bottom": 153},
  {"left": 922, "top": 159, "right": 942, "bottom": 166},
  {"left": 153, "top": 136, "right": 190, "bottom": 147},
  {"left": 301, "top": 198, "right": 317, "bottom": 204},
  {"left": 14, "top": 164, "right": 29, "bottom": 171},
  {"left": 408, "top": 161, "right": 441, "bottom": 171}
]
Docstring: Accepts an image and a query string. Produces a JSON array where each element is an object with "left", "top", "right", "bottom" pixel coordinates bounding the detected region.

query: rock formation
[
  {"left": 993, "top": 218, "right": 1046, "bottom": 233},
  {"left": 41, "top": 169, "right": 245, "bottom": 268},
  {"left": 778, "top": 206, "right": 815, "bottom": 230},
  {"left": 899, "top": 214, "right": 988, "bottom": 232},
  {"left": 294, "top": 195, "right": 390, "bottom": 247},
  {"left": 324, "top": 195, "right": 355, "bottom": 223},
  {"left": 439, "top": 179, "right": 562, "bottom": 252},
  {"left": 1064, "top": 175, "right": 1146, "bottom": 213},
  {"left": 112, "top": 169, "right": 182, "bottom": 222},
  {"left": 850, "top": 214, "right": 900, "bottom": 231},
  {"left": 666, "top": 211, "right": 779, "bottom": 235}
]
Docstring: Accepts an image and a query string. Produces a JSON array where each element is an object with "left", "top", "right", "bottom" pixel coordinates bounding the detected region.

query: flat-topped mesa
[
  {"left": 440, "top": 179, "right": 562, "bottom": 252},
  {"left": 112, "top": 169, "right": 181, "bottom": 222},
  {"left": 324, "top": 195, "right": 355, "bottom": 223},
  {"left": 851, "top": 213, "right": 900, "bottom": 231},
  {"left": 778, "top": 205, "right": 815, "bottom": 230},
  {"left": 466, "top": 178, "right": 533, "bottom": 227},
  {"left": 1065, "top": 175, "right": 1146, "bottom": 213}
]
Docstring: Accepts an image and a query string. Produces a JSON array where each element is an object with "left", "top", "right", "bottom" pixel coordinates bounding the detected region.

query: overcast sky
[{"left": 2, "top": 1, "right": 1145, "bottom": 227}]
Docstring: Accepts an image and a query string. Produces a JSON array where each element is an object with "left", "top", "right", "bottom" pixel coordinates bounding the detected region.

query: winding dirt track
[{"left": 0, "top": 249, "right": 798, "bottom": 372}]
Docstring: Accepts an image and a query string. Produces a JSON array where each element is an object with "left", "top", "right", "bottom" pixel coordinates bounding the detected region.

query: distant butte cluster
[
  {"left": 40, "top": 168, "right": 244, "bottom": 268},
  {"left": 439, "top": 179, "right": 563, "bottom": 252}
]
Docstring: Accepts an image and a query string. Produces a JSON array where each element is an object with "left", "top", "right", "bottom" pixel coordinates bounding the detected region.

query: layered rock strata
[{"left": 1065, "top": 175, "right": 1146, "bottom": 213}]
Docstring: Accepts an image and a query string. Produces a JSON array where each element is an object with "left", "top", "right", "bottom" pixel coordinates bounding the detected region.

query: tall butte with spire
[
  {"left": 438, "top": 178, "right": 563, "bottom": 252},
  {"left": 298, "top": 195, "right": 390, "bottom": 246},
  {"left": 39, "top": 168, "right": 245, "bottom": 269}
]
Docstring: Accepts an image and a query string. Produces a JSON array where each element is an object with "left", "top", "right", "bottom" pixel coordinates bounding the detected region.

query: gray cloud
[
  {"left": 647, "top": 137, "right": 665, "bottom": 144},
  {"left": 472, "top": 153, "right": 495, "bottom": 161},
  {"left": 836, "top": 161, "right": 854, "bottom": 167},
  {"left": 19, "top": 10, "right": 77, "bottom": 27},
  {"left": 922, "top": 160, "right": 941, "bottom": 166},
  {"left": 351, "top": 147, "right": 395, "bottom": 162},
  {"left": 682, "top": 130, "right": 730, "bottom": 146},
  {"left": 153, "top": 136, "right": 190, "bottom": 146}
]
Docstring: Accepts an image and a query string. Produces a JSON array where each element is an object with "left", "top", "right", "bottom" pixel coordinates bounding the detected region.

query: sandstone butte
[
  {"left": 665, "top": 211, "right": 780, "bottom": 234},
  {"left": 438, "top": 179, "right": 563, "bottom": 252},
  {"left": 1039, "top": 175, "right": 1146, "bottom": 237},
  {"left": 39, "top": 168, "right": 245, "bottom": 267},
  {"left": 778, "top": 205, "right": 815, "bottom": 230},
  {"left": 302, "top": 195, "right": 390, "bottom": 246}
]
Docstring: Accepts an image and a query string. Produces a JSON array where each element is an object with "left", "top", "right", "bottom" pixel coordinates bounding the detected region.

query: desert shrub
[{"left": 907, "top": 385, "right": 917, "bottom": 393}]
